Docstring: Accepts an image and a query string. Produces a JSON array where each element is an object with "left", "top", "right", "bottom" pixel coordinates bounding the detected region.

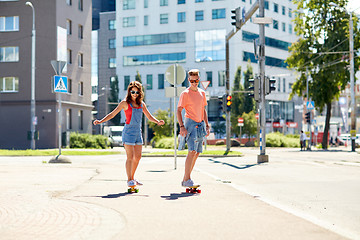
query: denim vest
[{"left": 178, "top": 118, "right": 207, "bottom": 150}]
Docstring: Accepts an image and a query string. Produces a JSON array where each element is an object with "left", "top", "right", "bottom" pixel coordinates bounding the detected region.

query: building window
[
  {"left": 0, "top": 77, "right": 18, "bottom": 92},
  {"left": 78, "top": 110, "right": 83, "bottom": 130},
  {"left": 144, "top": 0, "right": 148, "bottom": 8},
  {"left": 68, "top": 79, "right": 72, "bottom": 93},
  {"left": 67, "top": 109, "right": 72, "bottom": 130},
  {"left": 289, "top": 24, "right": 293, "bottom": 34},
  {"left": 158, "top": 74, "right": 164, "bottom": 89},
  {"left": 144, "top": 15, "right": 149, "bottom": 25},
  {"left": 195, "top": 29, "right": 226, "bottom": 62},
  {"left": 195, "top": 10, "right": 204, "bottom": 21},
  {"left": 212, "top": 9, "right": 226, "bottom": 19},
  {"left": 218, "top": 71, "right": 225, "bottom": 87},
  {"left": 124, "top": 76, "right": 130, "bottom": 90},
  {"left": 160, "top": 0, "right": 168, "bottom": 6},
  {"left": 123, "top": 17, "right": 136, "bottom": 27},
  {"left": 288, "top": 8, "right": 292, "bottom": 18},
  {"left": 195, "top": 0, "right": 203, "bottom": 2},
  {"left": 0, "top": 16, "right": 19, "bottom": 32},
  {"left": 123, "top": 32, "right": 186, "bottom": 47},
  {"left": 160, "top": 14, "right": 168, "bottom": 24},
  {"left": 178, "top": 12, "right": 186, "bottom": 23},
  {"left": 66, "top": 19, "right": 72, "bottom": 35},
  {"left": 67, "top": 49, "right": 72, "bottom": 64},
  {"left": 109, "top": 39, "right": 116, "bottom": 49},
  {"left": 124, "top": 52, "right": 186, "bottom": 66},
  {"left": 178, "top": 0, "right": 185, "bottom": 4},
  {"left": 282, "top": 6, "right": 286, "bottom": 15},
  {"left": 66, "top": 0, "right": 72, "bottom": 6},
  {"left": 146, "top": 75, "right": 153, "bottom": 90},
  {"left": 78, "top": 0, "right": 83, "bottom": 11},
  {"left": 78, "top": 53, "right": 83, "bottom": 67},
  {"left": 282, "top": 22, "right": 286, "bottom": 32},
  {"left": 206, "top": 71, "right": 212, "bottom": 87},
  {"left": 243, "top": 51, "right": 287, "bottom": 68},
  {"left": 273, "top": 20, "right": 278, "bottom": 30},
  {"left": 109, "top": 20, "right": 116, "bottom": 30},
  {"left": 264, "top": 0, "right": 269, "bottom": 10},
  {"left": 109, "top": 58, "right": 116, "bottom": 68},
  {"left": 78, "top": 82, "right": 83, "bottom": 96},
  {"left": 78, "top": 25, "right": 83, "bottom": 39},
  {"left": 273, "top": 3, "right": 278, "bottom": 13},
  {"left": 283, "top": 78, "right": 286, "bottom": 93},
  {"left": 0, "top": 46, "right": 19, "bottom": 62},
  {"left": 242, "top": 31, "right": 291, "bottom": 51},
  {"left": 123, "top": 0, "right": 135, "bottom": 10}
]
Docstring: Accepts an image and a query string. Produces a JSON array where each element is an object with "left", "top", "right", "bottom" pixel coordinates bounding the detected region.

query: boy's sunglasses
[
  {"left": 130, "top": 90, "right": 140, "bottom": 95},
  {"left": 189, "top": 79, "right": 199, "bottom": 83}
]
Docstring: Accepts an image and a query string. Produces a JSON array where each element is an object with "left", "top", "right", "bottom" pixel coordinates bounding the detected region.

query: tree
[
  {"left": 108, "top": 76, "right": 120, "bottom": 125},
  {"left": 241, "top": 111, "right": 257, "bottom": 140},
  {"left": 230, "top": 66, "right": 244, "bottom": 135},
  {"left": 286, "top": 0, "right": 359, "bottom": 149},
  {"left": 148, "top": 109, "right": 173, "bottom": 140},
  {"left": 212, "top": 118, "right": 226, "bottom": 139},
  {"left": 136, "top": 70, "right": 142, "bottom": 83}
]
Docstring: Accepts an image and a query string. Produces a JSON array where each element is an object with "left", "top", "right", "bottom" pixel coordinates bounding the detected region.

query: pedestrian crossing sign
[
  {"left": 306, "top": 101, "right": 315, "bottom": 110},
  {"left": 54, "top": 75, "right": 68, "bottom": 93}
]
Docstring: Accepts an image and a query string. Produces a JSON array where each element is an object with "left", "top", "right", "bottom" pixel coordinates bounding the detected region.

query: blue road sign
[
  {"left": 306, "top": 101, "right": 315, "bottom": 110},
  {"left": 54, "top": 75, "right": 68, "bottom": 93}
]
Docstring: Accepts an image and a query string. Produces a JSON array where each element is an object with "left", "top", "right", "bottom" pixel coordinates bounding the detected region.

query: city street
[{"left": 0, "top": 147, "right": 358, "bottom": 239}]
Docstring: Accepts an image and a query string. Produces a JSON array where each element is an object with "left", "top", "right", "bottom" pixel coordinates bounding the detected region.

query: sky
[{"left": 348, "top": 0, "right": 360, "bottom": 14}]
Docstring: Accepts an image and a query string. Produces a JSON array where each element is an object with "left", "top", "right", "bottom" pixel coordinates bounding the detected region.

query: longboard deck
[
  {"left": 128, "top": 186, "right": 139, "bottom": 193},
  {"left": 185, "top": 185, "right": 201, "bottom": 194}
]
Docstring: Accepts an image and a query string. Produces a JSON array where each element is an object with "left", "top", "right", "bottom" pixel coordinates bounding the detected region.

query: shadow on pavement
[
  {"left": 161, "top": 192, "right": 198, "bottom": 200},
  {"left": 207, "top": 158, "right": 257, "bottom": 170},
  {"left": 77, "top": 192, "right": 150, "bottom": 198}
]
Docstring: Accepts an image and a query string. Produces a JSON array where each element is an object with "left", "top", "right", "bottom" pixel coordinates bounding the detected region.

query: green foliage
[
  {"left": 136, "top": 70, "right": 142, "bottom": 83},
  {"left": 243, "top": 61, "right": 255, "bottom": 113},
  {"left": 152, "top": 137, "right": 175, "bottom": 149},
  {"left": 287, "top": 0, "right": 360, "bottom": 149},
  {"left": 231, "top": 66, "right": 244, "bottom": 135},
  {"left": 241, "top": 111, "right": 257, "bottom": 139},
  {"left": 149, "top": 108, "right": 173, "bottom": 140},
  {"left": 108, "top": 76, "right": 121, "bottom": 125},
  {"left": 70, "top": 132, "right": 109, "bottom": 149},
  {"left": 266, "top": 132, "right": 300, "bottom": 148}
]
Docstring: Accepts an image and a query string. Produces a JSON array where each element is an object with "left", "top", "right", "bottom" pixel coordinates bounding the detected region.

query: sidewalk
[{"left": 0, "top": 154, "right": 347, "bottom": 240}]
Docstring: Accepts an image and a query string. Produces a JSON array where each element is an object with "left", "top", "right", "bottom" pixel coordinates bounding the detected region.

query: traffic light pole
[
  {"left": 226, "top": 1, "right": 259, "bottom": 152},
  {"left": 257, "top": 0, "right": 268, "bottom": 163}
]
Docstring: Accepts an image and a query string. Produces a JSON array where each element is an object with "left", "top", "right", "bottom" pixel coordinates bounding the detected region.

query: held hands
[{"left": 206, "top": 126, "right": 210, "bottom": 137}]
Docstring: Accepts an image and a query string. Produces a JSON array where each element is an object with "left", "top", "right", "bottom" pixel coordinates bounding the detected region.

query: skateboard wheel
[
  {"left": 197, "top": 189, "right": 201, "bottom": 193},
  {"left": 135, "top": 189, "right": 139, "bottom": 193},
  {"left": 128, "top": 188, "right": 131, "bottom": 193},
  {"left": 186, "top": 188, "right": 190, "bottom": 193}
]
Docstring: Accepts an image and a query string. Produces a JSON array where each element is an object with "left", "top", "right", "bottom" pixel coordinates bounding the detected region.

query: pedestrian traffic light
[
  {"left": 305, "top": 112, "right": 311, "bottom": 123},
  {"left": 248, "top": 77, "right": 260, "bottom": 101},
  {"left": 231, "top": 7, "right": 241, "bottom": 29},
  {"left": 226, "top": 95, "right": 232, "bottom": 112},
  {"left": 265, "top": 77, "right": 276, "bottom": 94}
]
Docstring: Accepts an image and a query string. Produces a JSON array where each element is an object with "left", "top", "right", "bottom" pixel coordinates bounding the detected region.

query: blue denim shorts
[
  {"left": 184, "top": 118, "right": 204, "bottom": 153},
  {"left": 122, "top": 126, "right": 143, "bottom": 146}
]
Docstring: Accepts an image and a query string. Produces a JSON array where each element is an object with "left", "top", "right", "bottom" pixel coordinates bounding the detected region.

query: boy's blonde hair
[{"left": 188, "top": 69, "right": 200, "bottom": 76}]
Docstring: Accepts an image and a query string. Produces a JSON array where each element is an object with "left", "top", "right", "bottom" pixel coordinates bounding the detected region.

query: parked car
[
  {"left": 337, "top": 134, "right": 360, "bottom": 148},
  {"left": 103, "top": 126, "right": 124, "bottom": 148}
]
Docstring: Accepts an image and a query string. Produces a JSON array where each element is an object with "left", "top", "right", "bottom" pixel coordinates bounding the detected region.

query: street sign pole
[{"left": 174, "top": 64, "right": 177, "bottom": 170}]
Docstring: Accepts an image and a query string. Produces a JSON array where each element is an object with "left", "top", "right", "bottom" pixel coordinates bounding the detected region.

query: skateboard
[
  {"left": 127, "top": 185, "right": 139, "bottom": 193},
  {"left": 185, "top": 185, "right": 201, "bottom": 194}
]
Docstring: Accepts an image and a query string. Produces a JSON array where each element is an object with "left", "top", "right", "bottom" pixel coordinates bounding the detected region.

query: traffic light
[
  {"left": 226, "top": 95, "right": 232, "bottom": 112},
  {"left": 218, "top": 95, "right": 225, "bottom": 112},
  {"left": 305, "top": 112, "right": 311, "bottom": 123},
  {"left": 265, "top": 77, "right": 276, "bottom": 95},
  {"left": 248, "top": 77, "right": 260, "bottom": 101},
  {"left": 231, "top": 7, "right": 241, "bottom": 29}
]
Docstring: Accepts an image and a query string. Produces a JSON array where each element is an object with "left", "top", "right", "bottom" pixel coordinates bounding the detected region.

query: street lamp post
[
  {"left": 330, "top": 2, "right": 357, "bottom": 151},
  {"left": 26, "top": 2, "right": 36, "bottom": 150}
]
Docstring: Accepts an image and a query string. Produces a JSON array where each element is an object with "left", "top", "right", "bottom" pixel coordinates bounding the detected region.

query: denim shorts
[
  {"left": 122, "top": 126, "right": 143, "bottom": 146},
  {"left": 184, "top": 118, "right": 204, "bottom": 153}
]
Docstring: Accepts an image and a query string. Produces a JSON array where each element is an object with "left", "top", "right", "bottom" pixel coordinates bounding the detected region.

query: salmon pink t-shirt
[{"left": 178, "top": 88, "right": 207, "bottom": 122}]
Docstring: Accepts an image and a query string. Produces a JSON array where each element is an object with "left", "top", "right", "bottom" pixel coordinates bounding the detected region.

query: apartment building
[{"left": 0, "top": 0, "right": 92, "bottom": 149}]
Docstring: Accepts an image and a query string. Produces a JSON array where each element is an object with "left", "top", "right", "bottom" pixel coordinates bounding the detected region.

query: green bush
[
  {"left": 70, "top": 132, "right": 109, "bottom": 149},
  {"left": 266, "top": 132, "right": 300, "bottom": 148},
  {"left": 152, "top": 137, "right": 175, "bottom": 149}
]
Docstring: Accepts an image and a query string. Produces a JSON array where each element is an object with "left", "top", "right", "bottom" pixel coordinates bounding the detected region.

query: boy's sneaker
[
  {"left": 182, "top": 179, "right": 197, "bottom": 187},
  {"left": 127, "top": 180, "right": 136, "bottom": 187},
  {"left": 134, "top": 179, "right": 143, "bottom": 186}
]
